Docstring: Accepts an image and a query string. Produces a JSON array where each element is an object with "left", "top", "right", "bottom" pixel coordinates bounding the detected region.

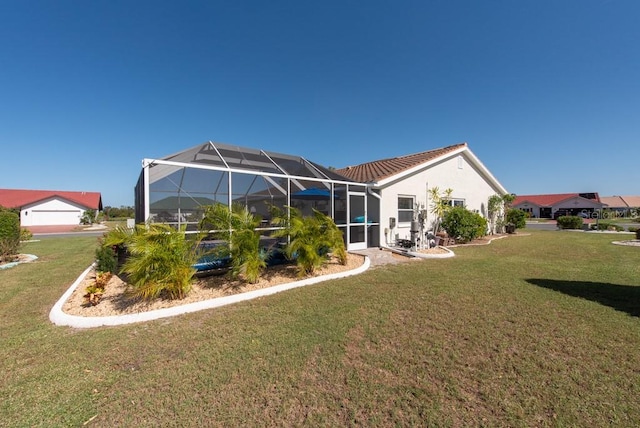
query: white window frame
[{"left": 398, "top": 195, "right": 415, "bottom": 225}]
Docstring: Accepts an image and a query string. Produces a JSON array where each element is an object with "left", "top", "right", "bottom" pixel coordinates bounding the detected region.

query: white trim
[{"left": 374, "top": 146, "right": 508, "bottom": 195}]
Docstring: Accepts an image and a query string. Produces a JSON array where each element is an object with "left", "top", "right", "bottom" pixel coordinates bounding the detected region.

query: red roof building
[
  {"left": 0, "top": 188, "right": 102, "bottom": 227},
  {"left": 513, "top": 193, "right": 603, "bottom": 219}
]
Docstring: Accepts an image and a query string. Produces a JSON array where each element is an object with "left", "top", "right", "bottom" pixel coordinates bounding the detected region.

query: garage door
[{"left": 30, "top": 210, "right": 82, "bottom": 226}]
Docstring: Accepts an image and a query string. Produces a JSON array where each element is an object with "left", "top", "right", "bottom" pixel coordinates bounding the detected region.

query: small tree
[
  {"left": 428, "top": 187, "right": 453, "bottom": 235},
  {"left": 488, "top": 193, "right": 517, "bottom": 234},
  {"left": 487, "top": 194, "right": 503, "bottom": 235},
  {"left": 0, "top": 210, "right": 21, "bottom": 262}
]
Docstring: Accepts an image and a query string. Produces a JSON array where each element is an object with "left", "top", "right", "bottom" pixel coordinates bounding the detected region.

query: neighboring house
[
  {"left": 512, "top": 193, "right": 603, "bottom": 219},
  {"left": 0, "top": 189, "right": 102, "bottom": 227},
  {"left": 336, "top": 142, "right": 509, "bottom": 247},
  {"left": 600, "top": 195, "right": 640, "bottom": 217}
]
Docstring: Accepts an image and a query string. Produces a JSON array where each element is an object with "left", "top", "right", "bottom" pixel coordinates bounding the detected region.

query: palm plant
[
  {"left": 199, "top": 203, "right": 265, "bottom": 284},
  {"left": 270, "top": 205, "right": 347, "bottom": 277},
  {"left": 119, "top": 223, "right": 201, "bottom": 300},
  {"left": 428, "top": 187, "right": 453, "bottom": 235}
]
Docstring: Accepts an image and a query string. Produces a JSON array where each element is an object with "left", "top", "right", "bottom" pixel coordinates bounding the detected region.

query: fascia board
[{"left": 373, "top": 146, "right": 509, "bottom": 195}]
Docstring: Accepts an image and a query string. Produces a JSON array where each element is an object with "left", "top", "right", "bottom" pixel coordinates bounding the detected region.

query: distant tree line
[{"left": 103, "top": 206, "right": 134, "bottom": 219}]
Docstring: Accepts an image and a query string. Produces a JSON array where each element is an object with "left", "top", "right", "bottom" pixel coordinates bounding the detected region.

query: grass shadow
[{"left": 526, "top": 278, "right": 640, "bottom": 317}]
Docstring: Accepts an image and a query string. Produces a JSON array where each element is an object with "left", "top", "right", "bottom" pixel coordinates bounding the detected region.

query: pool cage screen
[{"left": 134, "top": 141, "right": 380, "bottom": 249}]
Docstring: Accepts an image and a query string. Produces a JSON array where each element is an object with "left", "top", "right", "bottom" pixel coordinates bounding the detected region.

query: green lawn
[{"left": 1, "top": 231, "right": 639, "bottom": 427}]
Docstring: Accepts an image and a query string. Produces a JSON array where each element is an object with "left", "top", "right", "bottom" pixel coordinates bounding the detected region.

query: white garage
[{"left": 0, "top": 189, "right": 103, "bottom": 228}]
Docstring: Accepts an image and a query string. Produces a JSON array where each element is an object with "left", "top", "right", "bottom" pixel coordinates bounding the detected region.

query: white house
[
  {"left": 135, "top": 141, "right": 507, "bottom": 251},
  {"left": 0, "top": 189, "right": 103, "bottom": 227},
  {"left": 336, "top": 142, "right": 509, "bottom": 247}
]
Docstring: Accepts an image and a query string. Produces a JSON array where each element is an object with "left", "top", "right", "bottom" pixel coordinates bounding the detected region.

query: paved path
[{"left": 351, "top": 247, "right": 416, "bottom": 267}]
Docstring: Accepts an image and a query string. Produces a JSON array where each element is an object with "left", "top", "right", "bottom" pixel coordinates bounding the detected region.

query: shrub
[
  {"left": 505, "top": 208, "right": 526, "bottom": 229},
  {"left": 120, "top": 223, "right": 202, "bottom": 300},
  {"left": 441, "top": 206, "right": 488, "bottom": 243},
  {"left": 636, "top": 229, "right": 640, "bottom": 240},
  {"left": 270, "top": 205, "right": 347, "bottom": 276},
  {"left": 20, "top": 228, "right": 32, "bottom": 242},
  {"left": 199, "top": 203, "right": 266, "bottom": 284},
  {"left": 0, "top": 210, "right": 20, "bottom": 262},
  {"left": 81, "top": 209, "right": 96, "bottom": 225},
  {"left": 83, "top": 271, "right": 112, "bottom": 306},
  {"left": 594, "top": 221, "right": 623, "bottom": 232},
  {"left": 95, "top": 242, "right": 118, "bottom": 274},
  {"left": 557, "top": 216, "right": 583, "bottom": 230}
]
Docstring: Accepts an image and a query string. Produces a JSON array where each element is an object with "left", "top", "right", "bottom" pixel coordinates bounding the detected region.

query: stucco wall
[{"left": 377, "top": 153, "right": 504, "bottom": 245}]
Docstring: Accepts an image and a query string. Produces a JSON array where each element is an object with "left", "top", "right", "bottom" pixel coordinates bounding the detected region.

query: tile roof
[
  {"left": 513, "top": 193, "right": 580, "bottom": 207},
  {"left": 600, "top": 196, "right": 627, "bottom": 208},
  {"left": 0, "top": 189, "right": 102, "bottom": 210},
  {"left": 620, "top": 195, "right": 640, "bottom": 207},
  {"left": 335, "top": 143, "right": 468, "bottom": 183},
  {"left": 513, "top": 193, "right": 602, "bottom": 207}
]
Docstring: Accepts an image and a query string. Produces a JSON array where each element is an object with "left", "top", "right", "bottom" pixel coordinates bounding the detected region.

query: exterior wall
[
  {"left": 376, "top": 153, "right": 504, "bottom": 246},
  {"left": 20, "top": 198, "right": 85, "bottom": 226}
]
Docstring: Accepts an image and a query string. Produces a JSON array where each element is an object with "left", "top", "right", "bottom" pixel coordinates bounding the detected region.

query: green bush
[
  {"left": 95, "top": 242, "right": 118, "bottom": 274},
  {"left": 594, "top": 221, "right": 623, "bottom": 232},
  {"left": 557, "top": 216, "right": 583, "bottom": 229},
  {"left": 199, "top": 203, "right": 265, "bottom": 284},
  {"left": 0, "top": 210, "right": 21, "bottom": 262},
  {"left": 20, "top": 228, "right": 33, "bottom": 242},
  {"left": 505, "top": 208, "right": 526, "bottom": 229},
  {"left": 270, "top": 205, "right": 347, "bottom": 276},
  {"left": 119, "top": 224, "right": 202, "bottom": 300},
  {"left": 441, "top": 206, "right": 488, "bottom": 243}
]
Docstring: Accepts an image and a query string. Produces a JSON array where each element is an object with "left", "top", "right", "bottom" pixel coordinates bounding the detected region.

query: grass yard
[{"left": 1, "top": 231, "right": 639, "bottom": 426}]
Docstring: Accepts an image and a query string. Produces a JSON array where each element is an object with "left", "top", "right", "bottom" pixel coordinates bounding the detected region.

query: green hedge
[
  {"left": 557, "top": 216, "right": 583, "bottom": 230},
  {"left": 0, "top": 210, "right": 21, "bottom": 261}
]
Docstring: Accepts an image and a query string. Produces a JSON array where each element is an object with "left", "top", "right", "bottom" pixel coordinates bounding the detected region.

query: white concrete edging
[
  {"left": 50, "top": 256, "right": 371, "bottom": 329},
  {"left": 0, "top": 254, "right": 38, "bottom": 270},
  {"left": 407, "top": 246, "right": 455, "bottom": 259}
]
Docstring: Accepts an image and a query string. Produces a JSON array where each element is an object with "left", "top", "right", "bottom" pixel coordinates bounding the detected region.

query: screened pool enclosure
[{"left": 135, "top": 141, "right": 380, "bottom": 250}]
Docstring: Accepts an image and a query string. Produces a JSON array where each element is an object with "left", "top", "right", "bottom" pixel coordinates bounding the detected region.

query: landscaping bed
[{"left": 62, "top": 253, "right": 365, "bottom": 317}]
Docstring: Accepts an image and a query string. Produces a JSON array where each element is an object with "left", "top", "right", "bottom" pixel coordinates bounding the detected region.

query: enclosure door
[{"left": 348, "top": 192, "right": 367, "bottom": 251}]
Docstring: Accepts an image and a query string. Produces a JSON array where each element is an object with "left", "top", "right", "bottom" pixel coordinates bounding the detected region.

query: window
[
  {"left": 398, "top": 196, "right": 414, "bottom": 223},
  {"left": 445, "top": 198, "right": 465, "bottom": 208}
]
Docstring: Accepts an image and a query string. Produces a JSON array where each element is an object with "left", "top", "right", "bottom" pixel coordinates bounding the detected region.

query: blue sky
[{"left": 1, "top": 0, "right": 638, "bottom": 207}]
